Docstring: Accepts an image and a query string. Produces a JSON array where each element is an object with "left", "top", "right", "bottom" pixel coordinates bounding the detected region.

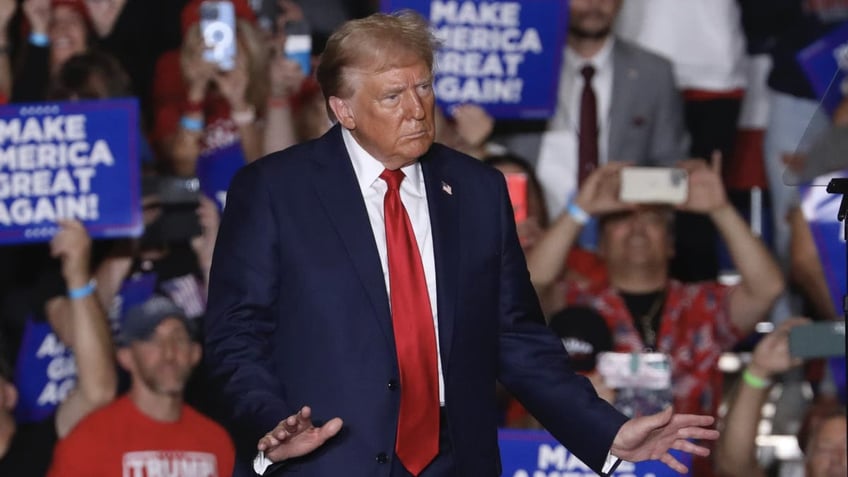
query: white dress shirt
[
  {"left": 255, "top": 129, "right": 447, "bottom": 475},
  {"left": 257, "top": 128, "right": 623, "bottom": 475},
  {"left": 537, "top": 37, "right": 615, "bottom": 219},
  {"left": 342, "top": 127, "right": 446, "bottom": 405}
]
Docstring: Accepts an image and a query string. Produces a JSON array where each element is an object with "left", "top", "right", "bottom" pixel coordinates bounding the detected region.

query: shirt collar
[
  {"left": 565, "top": 36, "right": 615, "bottom": 74},
  {"left": 342, "top": 127, "right": 425, "bottom": 197}
]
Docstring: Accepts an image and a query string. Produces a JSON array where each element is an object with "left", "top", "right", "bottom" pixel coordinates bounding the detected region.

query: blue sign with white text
[
  {"left": 196, "top": 142, "right": 246, "bottom": 211},
  {"left": 381, "top": 0, "right": 569, "bottom": 119},
  {"left": 14, "top": 317, "right": 77, "bottom": 423},
  {"left": 498, "top": 429, "right": 691, "bottom": 477},
  {"left": 797, "top": 22, "right": 848, "bottom": 116},
  {"left": 0, "top": 99, "right": 142, "bottom": 244}
]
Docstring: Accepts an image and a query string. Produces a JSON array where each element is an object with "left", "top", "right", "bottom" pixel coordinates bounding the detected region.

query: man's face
[
  {"left": 126, "top": 318, "right": 199, "bottom": 397},
  {"left": 569, "top": 0, "right": 623, "bottom": 39},
  {"left": 331, "top": 56, "right": 436, "bottom": 169},
  {"left": 806, "top": 417, "right": 847, "bottom": 477},
  {"left": 599, "top": 208, "right": 673, "bottom": 269}
]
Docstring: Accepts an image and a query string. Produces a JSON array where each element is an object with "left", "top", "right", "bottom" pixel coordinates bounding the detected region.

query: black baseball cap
[
  {"left": 117, "top": 296, "right": 195, "bottom": 346},
  {"left": 549, "top": 306, "right": 613, "bottom": 373}
]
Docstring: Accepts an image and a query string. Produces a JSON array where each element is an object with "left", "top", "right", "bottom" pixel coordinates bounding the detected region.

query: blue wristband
[
  {"left": 179, "top": 116, "right": 204, "bottom": 132},
  {"left": 29, "top": 32, "right": 49, "bottom": 47},
  {"left": 68, "top": 279, "right": 96, "bottom": 300},
  {"left": 566, "top": 199, "right": 590, "bottom": 225}
]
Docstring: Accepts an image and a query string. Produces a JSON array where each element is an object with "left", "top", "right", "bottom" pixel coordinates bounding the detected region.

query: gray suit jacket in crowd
[{"left": 496, "top": 38, "right": 688, "bottom": 167}]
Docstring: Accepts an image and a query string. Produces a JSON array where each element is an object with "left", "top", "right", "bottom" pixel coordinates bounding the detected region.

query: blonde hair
[
  {"left": 236, "top": 19, "right": 270, "bottom": 117},
  {"left": 316, "top": 10, "right": 439, "bottom": 119}
]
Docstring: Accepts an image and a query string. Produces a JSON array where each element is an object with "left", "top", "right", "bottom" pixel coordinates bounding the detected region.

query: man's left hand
[
  {"left": 257, "top": 406, "right": 344, "bottom": 463},
  {"left": 610, "top": 407, "right": 719, "bottom": 474}
]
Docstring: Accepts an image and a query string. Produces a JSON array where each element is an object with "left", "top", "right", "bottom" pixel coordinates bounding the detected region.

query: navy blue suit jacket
[{"left": 204, "top": 125, "right": 628, "bottom": 476}]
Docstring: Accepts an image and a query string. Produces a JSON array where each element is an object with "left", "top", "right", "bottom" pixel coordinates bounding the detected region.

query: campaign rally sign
[
  {"left": 799, "top": 171, "right": 847, "bottom": 316},
  {"left": 107, "top": 272, "right": 158, "bottom": 335},
  {"left": 381, "top": 0, "right": 569, "bottom": 118},
  {"left": 797, "top": 22, "right": 848, "bottom": 116},
  {"left": 196, "top": 141, "right": 246, "bottom": 211},
  {"left": 14, "top": 316, "right": 77, "bottom": 423},
  {"left": 0, "top": 99, "right": 142, "bottom": 244},
  {"left": 499, "top": 429, "right": 691, "bottom": 477}
]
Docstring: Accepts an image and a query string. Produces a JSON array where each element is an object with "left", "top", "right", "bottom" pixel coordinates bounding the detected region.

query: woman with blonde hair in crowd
[{"left": 151, "top": 0, "right": 305, "bottom": 177}]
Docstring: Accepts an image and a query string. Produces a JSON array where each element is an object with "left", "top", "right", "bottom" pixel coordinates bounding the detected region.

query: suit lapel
[
  {"left": 421, "top": 150, "right": 459, "bottom": 369},
  {"left": 608, "top": 43, "right": 637, "bottom": 161},
  {"left": 310, "top": 126, "right": 395, "bottom": 350}
]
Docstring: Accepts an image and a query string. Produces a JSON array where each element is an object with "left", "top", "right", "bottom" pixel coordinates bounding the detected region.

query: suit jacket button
[
  {"left": 376, "top": 452, "right": 389, "bottom": 464},
  {"left": 387, "top": 379, "right": 399, "bottom": 391}
]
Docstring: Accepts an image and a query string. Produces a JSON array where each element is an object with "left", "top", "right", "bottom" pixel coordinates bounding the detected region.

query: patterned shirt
[{"left": 565, "top": 279, "right": 744, "bottom": 416}]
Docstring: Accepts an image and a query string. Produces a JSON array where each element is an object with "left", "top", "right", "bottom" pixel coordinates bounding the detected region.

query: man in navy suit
[{"left": 204, "top": 10, "right": 717, "bottom": 477}]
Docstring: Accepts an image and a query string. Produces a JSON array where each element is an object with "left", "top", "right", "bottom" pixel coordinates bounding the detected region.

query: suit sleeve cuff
[
  {"left": 254, "top": 452, "right": 287, "bottom": 475},
  {"left": 600, "top": 452, "right": 623, "bottom": 477}
]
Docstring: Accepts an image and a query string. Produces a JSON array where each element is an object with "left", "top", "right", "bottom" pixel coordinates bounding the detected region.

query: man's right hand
[{"left": 257, "top": 406, "right": 343, "bottom": 463}]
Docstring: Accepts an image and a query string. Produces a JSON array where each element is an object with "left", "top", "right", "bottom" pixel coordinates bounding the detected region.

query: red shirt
[
  {"left": 565, "top": 279, "right": 744, "bottom": 416},
  {"left": 48, "top": 395, "right": 235, "bottom": 477}
]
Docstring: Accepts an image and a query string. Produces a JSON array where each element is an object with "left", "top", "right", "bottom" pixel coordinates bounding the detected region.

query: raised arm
[
  {"left": 715, "top": 318, "right": 808, "bottom": 477},
  {"left": 677, "top": 155, "right": 784, "bottom": 333},
  {"left": 526, "top": 162, "right": 631, "bottom": 288},
  {"left": 47, "top": 220, "right": 116, "bottom": 438}
]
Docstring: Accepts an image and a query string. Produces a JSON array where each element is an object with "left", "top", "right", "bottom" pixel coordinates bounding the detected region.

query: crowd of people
[{"left": 0, "top": 0, "right": 844, "bottom": 476}]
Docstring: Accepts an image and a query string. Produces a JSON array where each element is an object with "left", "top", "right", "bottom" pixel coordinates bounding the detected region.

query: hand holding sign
[{"left": 50, "top": 219, "right": 92, "bottom": 289}]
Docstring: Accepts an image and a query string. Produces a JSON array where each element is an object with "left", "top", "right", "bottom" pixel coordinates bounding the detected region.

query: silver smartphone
[
  {"left": 201, "top": 0, "right": 237, "bottom": 71},
  {"left": 619, "top": 167, "right": 688, "bottom": 205}
]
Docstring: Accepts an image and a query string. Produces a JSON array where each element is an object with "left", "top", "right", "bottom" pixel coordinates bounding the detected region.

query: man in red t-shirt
[{"left": 48, "top": 296, "right": 341, "bottom": 476}]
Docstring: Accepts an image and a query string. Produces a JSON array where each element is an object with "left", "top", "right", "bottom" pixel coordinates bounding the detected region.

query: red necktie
[
  {"left": 578, "top": 65, "right": 598, "bottom": 186},
  {"left": 380, "top": 168, "right": 439, "bottom": 476}
]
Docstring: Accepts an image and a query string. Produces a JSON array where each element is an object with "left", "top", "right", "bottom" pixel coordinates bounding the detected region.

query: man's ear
[
  {"left": 328, "top": 96, "right": 355, "bottom": 130},
  {"left": 189, "top": 342, "right": 202, "bottom": 368},
  {"left": 116, "top": 347, "right": 134, "bottom": 374},
  {"left": 0, "top": 381, "right": 17, "bottom": 411}
]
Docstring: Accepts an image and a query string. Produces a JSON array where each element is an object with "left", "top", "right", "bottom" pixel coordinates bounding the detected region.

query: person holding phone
[
  {"left": 528, "top": 157, "right": 784, "bottom": 422},
  {"left": 715, "top": 317, "right": 846, "bottom": 477}
]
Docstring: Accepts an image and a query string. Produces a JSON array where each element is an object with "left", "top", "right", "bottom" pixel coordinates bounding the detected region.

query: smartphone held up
[
  {"left": 505, "top": 172, "right": 528, "bottom": 223},
  {"left": 284, "top": 20, "right": 312, "bottom": 76},
  {"left": 201, "top": 0, "right": 237, "bottom": 71},
  {"left": 619, "top": 167, "right": 688, "bottom": 205}
]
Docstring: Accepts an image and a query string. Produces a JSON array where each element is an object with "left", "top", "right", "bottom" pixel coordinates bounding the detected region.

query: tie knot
[
  {"left": 581, "top": 65, "right": 595, "bottom": 81},
  {"left": 380, "top": 168, "right": 405, "bottom": 191}
]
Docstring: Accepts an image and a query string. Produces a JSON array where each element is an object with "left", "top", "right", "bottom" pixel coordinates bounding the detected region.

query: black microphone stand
[{"left": 826, "top": 178, "right": 848, "bottom": 321}]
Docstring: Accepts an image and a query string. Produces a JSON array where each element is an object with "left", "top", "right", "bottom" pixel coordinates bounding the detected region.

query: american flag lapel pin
[{"left": 441, "top": 181, "right": 452, "bottom": 195}]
